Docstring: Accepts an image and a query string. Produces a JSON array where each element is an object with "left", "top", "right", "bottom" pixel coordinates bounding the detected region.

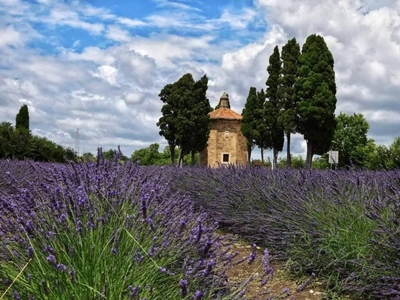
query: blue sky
[{"left": 1, "top": 0, "right": 400, "bottom": 160}]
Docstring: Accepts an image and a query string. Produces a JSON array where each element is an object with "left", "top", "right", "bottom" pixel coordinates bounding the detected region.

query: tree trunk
[
  {"left": 169, "top": 143, "right": 176, "bottom": 165},
  {"left": 261, "top": 147, "right": 264, "bottom": 165},
  {"left": 286, "top": 132, "right": 291, "bottom": 167},
  {"left": 273, "top": 147, "right": 279, "bottom": 169},
  {"left": 247, "top": 143, "right": 252, "bottom": 164},
  {"left": 306, "top": 140, "right": 313, "bottom": 169},
  {"left": 177, "top": 148, "right": 184, "bottom": 167},
  {"left": 191, "top": 151, "right": 195, "bottom": 165}
]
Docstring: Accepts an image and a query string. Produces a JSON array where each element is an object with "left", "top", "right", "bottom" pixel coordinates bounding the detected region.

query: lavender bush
[
  {"left": 171, "top": 166, "right": 400, "bottom": 299},
  {"left": 0, "top": 155, "right": 259, "bottom": 299}
]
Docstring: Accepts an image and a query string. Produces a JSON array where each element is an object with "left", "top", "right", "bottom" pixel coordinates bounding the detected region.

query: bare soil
[{"left": 221, "top": 232, "right": 327, "bottom": 300}]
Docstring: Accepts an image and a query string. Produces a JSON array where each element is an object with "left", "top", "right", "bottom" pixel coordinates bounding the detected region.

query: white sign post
[{"left": 328, "top": 150, "right": 339, "bottom": 170}]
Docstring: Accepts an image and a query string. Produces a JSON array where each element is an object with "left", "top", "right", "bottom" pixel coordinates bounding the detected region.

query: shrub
[{"left": 0, "top": 158, "right": 237, "bottom": 299}]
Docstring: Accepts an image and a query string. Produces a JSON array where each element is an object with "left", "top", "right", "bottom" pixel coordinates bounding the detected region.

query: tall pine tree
[
  {"left": 277, "top": 38, "right": 300, "bottom": 167},
  {"left": 295, "top": 34, "right": 337, "bottom": 168},
  {"left": 265, "top": 45, "right": 284, "bottom": 168}
]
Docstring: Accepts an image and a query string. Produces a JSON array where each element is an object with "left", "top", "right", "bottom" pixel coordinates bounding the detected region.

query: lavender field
[{"left": 1, "top": 155, "right": 400, "bottom": 299}]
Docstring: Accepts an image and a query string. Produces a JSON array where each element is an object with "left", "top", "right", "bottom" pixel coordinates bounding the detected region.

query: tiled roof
[{"left": 209, "top": 108, "right": 242, "bottom": 120}]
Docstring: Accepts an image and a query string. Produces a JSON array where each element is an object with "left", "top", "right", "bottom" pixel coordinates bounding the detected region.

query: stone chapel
[{"left": 200, "top": 92, "right": 248, "bottom": 167}]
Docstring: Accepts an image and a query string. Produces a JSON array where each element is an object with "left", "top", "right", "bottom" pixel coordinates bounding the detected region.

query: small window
[{"left": 222, "top": 153, "right": 229, "bottom": 163}]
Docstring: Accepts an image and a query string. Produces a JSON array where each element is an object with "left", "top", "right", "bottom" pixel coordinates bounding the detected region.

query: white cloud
[
  {"left": 0, "top": 26, "right": 23, "bottom": 48},
  {"left": 105, "top": 25, "right": 132, "bottom": 42},
  {"left": 92, "top": 65, "right": 119, "bottom": 86},
  {"left": 62, "top": 47, "right": 115, "bottom": 65},
  {"left": 2, "top": 0, "right": 400, "bottom": 158}
]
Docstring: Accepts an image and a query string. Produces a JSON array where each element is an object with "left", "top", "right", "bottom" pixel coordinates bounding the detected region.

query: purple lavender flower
[
  {"left": 148, "top": 246, "right": 158, "bottom": 256},
  {"left": 75, "top": 218, "right": 82, "bottom": 234},
  {"left": 13, "top": 290, "right": 21, "bottom": 300},
  {"left": 46, "top": 254, "right": 56, "bottom": 265},
  {"left": 26, "top": 246, "right": 34, "bottom": 258},
  {"left": 193, "top": 290, "right": 204, "bottom": 299},
  {"left": 248, "top": 244, "right": 257, "bottom": 264},
  {"left": 180, "top": 279, "right": 188, "bottom": 297},
  {"left": 262, "top": 249, "right": 270, "bottom": 272},
  {"left": 56, "top": 263, "right": 67, "bottom": 272},
  {"left": 128, "top": 285, "right": 140, "bottom": 299},
  {"left": 59, "top": 213, "right": 67, "bottom": 223}
]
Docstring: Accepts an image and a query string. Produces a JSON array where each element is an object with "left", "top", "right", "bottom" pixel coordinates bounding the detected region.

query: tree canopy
[
  {"left": 295, "top": 34, "right": 337, "bottom": 168},
  {"left": 0, "top": 121, "right": 77, "bottom": 162},
  {"left": 265, "top": 45, "right": 284, "bottom": 167},
  {"left": 332, "top": 112, "right": 371, "bottom": 168},
  {"left": 157, "top": 73, "right": 211, "bottom": 166},
  {"left": 277, "top": 37, "right": 300, "bottom": 167},
  {"left": 241, "top": 87, "right": 271, "bottom": 164},
  {"left": 16, "top": 104, "right": 30, "bottom": 131}
]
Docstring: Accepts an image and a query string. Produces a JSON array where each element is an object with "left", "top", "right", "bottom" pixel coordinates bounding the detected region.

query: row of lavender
[
  {"left": 171, "top": 166, "right": 400, "bottom": 299},
  {"left": 0, "top": 158, "right": 271, "bottom": 299}
]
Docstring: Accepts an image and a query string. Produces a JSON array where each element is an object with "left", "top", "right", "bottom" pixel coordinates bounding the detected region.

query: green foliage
[
  {"left": 0, "top": 122, "right": 16, "bottom": 158},
  {"left": 0, "top": 122, "right": 77, "bottom": 162},
  {"left": 295, "top": 34, "right": 337, "bottom": 167},
  {"left": 333, "top": 113, "right": 371, "bottom": 168},
  {"left": 130, "top": 144, "right": 199, "bottom": 166},
  {"left": 16, "top": 104, "right": 30, "bottom": 131},
  {"left": 389, "top": 136, "right": 400, "bottom": 169},
  {"left": 287, "top": 186, "right": 380, "bottom": 297},
  {"left": 312, "top": 155, "right": 330, "bottom": 169},
  {"left": 241, "top": 88, "right": 271, "bottom": 163},
  {"left": 265, "top": 45, "right": 284, "bottom": 166},
  {"left": 278, "top": 155, "right": 305, "bottom": 169},
  {"left": 364, "top": 144, "right": 392, "bottom": 170},
  {"left": 157, "top": 73, "right": 211, "bottom": 166},
  {"left": 81, "top": 152, "right": 96, "bottom": 162},
  {"left": 278, "top": 38, "right": 300, "bottom": 167}
]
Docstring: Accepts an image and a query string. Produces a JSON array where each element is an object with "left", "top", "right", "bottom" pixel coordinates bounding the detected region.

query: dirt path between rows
[{"left": 221, "top": 232, "right": 326, "bottom": 300}]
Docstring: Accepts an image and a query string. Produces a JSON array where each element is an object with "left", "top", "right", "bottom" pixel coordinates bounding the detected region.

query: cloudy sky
[{"left": 1, "top": 0, "right": 400, "bottom": 159}]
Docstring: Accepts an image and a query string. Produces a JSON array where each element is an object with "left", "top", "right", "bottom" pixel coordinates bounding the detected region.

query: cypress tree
[
  {"left": 295, "top": 34, "right": 337, "bottom": 168},
  {"left": 278, "top": 38, "right": 300, "bottom": 167},
  {"left": 265, "top": 45, "right": 284, "bottom": 168},
  {"left": 16, "top": 104, "right": 30, "bottom": 131},
  {"left": 241, "top": 87, "right": 258, "bottom": 163}
]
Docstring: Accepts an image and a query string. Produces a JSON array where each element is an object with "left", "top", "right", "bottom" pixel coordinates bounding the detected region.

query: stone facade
[{"left": 200, "top": 93, "right": 248, "bottom": 167}]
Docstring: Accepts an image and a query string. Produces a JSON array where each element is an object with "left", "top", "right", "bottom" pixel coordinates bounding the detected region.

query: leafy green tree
[
  {"left": 332, "top": 113, "right": 371, "bottom": 168},
  {"left": 0, "top": 122, "right": 15, "bottom": 158},
  {"left": 157, "top": 83, "right": 178, "bottom": 164},
  {"left": 278, "top": 38, "right": 300, "bottom": 167},
  {"left": 157, "top": 73, "right": 211, "bottom": 166},
  {"left": 11, "top": 126, "right": 31, "bottom": 159},
  {"left": 364, "top": 143, "right": 392, "bottom": 170},
  {"left": 131, "top": 143, "right": 162, "bottom": 166},
  {"left": 278, "top": 155, "right": 305, "bottom": 169},
  {"left": 295, "top": 34, "right": 337, "bottom": 168},
  {"left": 16, "top": 104, "right": 30, "bottom": 131},
  {"left": 82, "top": 152, "right": 96, "bottom": 162},
  {"left": 184, "top": 75, "right": 212, "bottom": 165},
  {"left": 265, "top": 45, "right": 284, "bottom": 168},
  {"left": 389, "top": 137, "right": 400, "bottom": 169}
]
